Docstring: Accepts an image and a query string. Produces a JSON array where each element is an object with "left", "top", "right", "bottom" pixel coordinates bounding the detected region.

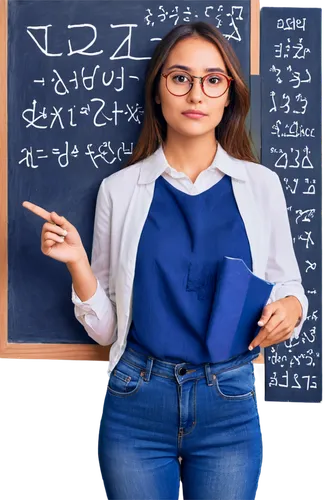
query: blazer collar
[{"left": 138, "top": 141, "right": 247, "bottom": 184}]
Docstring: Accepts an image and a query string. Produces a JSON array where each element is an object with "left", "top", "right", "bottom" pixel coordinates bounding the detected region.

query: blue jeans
[{"left": 98, "top": 344, "right": 263, "bottom": 500}]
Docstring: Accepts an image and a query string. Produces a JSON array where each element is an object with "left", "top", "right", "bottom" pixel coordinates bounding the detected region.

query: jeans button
[{"left": 179, "top": 367, "right": 187, "bottom": 376}]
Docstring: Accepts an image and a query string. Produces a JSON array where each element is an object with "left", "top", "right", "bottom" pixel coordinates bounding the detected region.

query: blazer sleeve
[
  {"left": 71, "top": 178, "right": 118, "bottom": 346},
  {"left": 265, "top": 171, "right": 308, "bottom": 340}
]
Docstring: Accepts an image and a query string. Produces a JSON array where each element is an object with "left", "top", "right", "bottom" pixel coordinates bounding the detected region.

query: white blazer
[{"left": 71, "top": 143, "right": 308, "bottom": 375}]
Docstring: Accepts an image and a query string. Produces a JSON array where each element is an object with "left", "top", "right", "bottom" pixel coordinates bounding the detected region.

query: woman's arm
[
  {"left": 69, "top": 179, "right": 117, "bottom": 346},
  {"left": 265, "top": 171, "right": 309, "bottom": 340},
  {"left": 244, "top": 169, "right": 308, "bottom": 351},
  {"left": 67, "top": 256, "right": 97, "bottom": 302}
]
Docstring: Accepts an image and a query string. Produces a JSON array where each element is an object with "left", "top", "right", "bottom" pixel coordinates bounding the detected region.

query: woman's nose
[{"left": 186, "top": 79, "right": 204, "bottom": 103}]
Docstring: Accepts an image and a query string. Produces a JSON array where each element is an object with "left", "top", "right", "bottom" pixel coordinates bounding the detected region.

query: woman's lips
[{"left": 181, "top": 112, "right": 207, "bottom": 119}]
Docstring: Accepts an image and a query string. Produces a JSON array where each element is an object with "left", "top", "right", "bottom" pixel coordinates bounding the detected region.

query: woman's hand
[
  {"left": 22, "top": 201, "right": 87, "bottom": 265},
  {"left": 248, "top": 296, "right": 303, "bottom": 350}
]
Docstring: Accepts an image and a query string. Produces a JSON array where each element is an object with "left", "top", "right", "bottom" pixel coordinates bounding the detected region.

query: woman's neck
[{"left": 162, "top": 133, "right": 218, "bottom": 183}]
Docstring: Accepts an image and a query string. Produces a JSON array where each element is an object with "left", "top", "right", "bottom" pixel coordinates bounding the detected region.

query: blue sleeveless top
[{"left": 126, "top": 174, "right": 257, "bottom": 364}]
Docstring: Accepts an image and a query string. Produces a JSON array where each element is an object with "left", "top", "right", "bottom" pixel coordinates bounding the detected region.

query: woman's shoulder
[
  {"left": 240, "top": 157, "right": 282, "bottom": 209},
  {"left": 239, "top": 157, "right": 281, "bottom": 196},
  {"left": 218, "top": 144, "right": 277, "bottom": 187},
  {"left": 242, "top": 157, "right": 277, "bottom": 183}
]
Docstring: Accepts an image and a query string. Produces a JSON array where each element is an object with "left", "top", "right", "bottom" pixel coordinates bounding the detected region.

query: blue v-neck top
[{"left": 126, "top": 173, "right": 254, "bottom": 364}]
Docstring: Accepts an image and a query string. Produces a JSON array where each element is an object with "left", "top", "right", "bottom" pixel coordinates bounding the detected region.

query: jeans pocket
[
  {"left": 213, "top": 361, "right": 255, "bottom": 400},
  {"left": 107, "top": 359, "right": 144, "bottom": 398}
]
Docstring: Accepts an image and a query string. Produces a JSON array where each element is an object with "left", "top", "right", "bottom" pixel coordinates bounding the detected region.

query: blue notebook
[{"left": 205, "top": 256, "right": 275, "bottom": 362}]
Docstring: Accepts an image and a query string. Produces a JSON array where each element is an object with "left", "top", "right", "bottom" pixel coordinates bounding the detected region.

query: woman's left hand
[{"left": 248, "top": 296, "right": 303, "bottom": 350}]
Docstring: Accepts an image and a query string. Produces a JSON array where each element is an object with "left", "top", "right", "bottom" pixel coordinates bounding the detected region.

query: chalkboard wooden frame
[{"left": 0, "top": 0, "right": 263, "bottom": 364}]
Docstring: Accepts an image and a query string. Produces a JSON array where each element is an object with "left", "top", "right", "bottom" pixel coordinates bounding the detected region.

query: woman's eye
[
  {"left": 173, "top": 74, "right": 189, "bottom": 84},
  {"left": 208, "top": 76, "right": 221, "bottom": 84}
]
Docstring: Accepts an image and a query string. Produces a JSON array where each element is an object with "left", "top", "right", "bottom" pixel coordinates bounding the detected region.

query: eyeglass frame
[{"left": 161, "top": 70, "right": 233, "bottom": 98}]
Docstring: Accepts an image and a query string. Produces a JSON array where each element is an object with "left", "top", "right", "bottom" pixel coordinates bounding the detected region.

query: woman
[{"left": 23, "top": 22, "right": 308, "bottom": 500}]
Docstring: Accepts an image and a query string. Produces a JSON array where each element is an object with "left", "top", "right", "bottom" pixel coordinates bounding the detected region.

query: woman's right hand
[{"left": 22, "top": 201, "right": 88, "bottom": 265}]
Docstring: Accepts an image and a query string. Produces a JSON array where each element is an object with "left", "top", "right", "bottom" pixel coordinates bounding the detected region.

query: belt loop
[
  {"left": 204, "top": 363, "right": 214, "bottom": 386},
  {"left": 142, "top": 356, "right": 154, "bottom": 382}
]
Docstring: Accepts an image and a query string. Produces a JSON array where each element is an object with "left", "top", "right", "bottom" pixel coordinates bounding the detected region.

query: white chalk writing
[
  {"left": 262, "top": 10, "right": 321, "bottom": 400},
  {"left": 22, "top": 99, "right": 144, "bottom": 129},
  {"left": 19, "top": 141, "right": 134, "bottom": 169},
  {"left": 144, "top": 4, "right": 245, "bottom": 41}
]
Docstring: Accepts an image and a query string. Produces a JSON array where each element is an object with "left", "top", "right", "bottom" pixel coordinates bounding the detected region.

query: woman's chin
[{"left": 170, "top": 125, "right": 212, "bottom": 139}]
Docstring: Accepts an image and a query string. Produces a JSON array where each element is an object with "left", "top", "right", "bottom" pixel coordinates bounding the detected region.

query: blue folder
[{"left": 205, "top": 256, "right": 275, "bottom": 362}]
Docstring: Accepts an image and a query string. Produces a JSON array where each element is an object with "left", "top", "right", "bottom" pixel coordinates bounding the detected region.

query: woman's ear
[{"left": 155, "top": 94, "right": 161, "bottom": 105}]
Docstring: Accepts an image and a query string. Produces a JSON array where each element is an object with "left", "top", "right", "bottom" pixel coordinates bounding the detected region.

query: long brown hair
[{"left": 124, "top": 21, "right": 259, "bottom": 168}]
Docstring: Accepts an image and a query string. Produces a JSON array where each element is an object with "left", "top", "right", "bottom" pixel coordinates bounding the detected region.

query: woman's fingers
[
  {"left": 49, "top": 211, "right": 70, "bottom": 230},
  {"left": 42, "top": 222, "right": 67, "bottom": 237},
  {"left": 23, "top": 199, "right": 86, "bottom": 263},
  {"left": 44, "top": 240, "right": 56, "bottom": 248},
  {"left": 44, "top": 231, "right": 66, "bottom": 244},
  {"left": 23, "top": 201, "right": 72, "bottom": 232},
  {"left": 22, "top": 201, "right": 52, "bottom": 223}
]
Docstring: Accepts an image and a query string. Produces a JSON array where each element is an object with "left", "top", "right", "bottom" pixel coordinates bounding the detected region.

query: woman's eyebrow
[{"left": 165, "top": 64, "right": 228, "bottom": 75}]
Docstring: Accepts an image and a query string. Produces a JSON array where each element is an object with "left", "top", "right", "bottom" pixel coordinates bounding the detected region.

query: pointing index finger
[{"left": 22, "top": 201, "right": 55, "bottom": 224}]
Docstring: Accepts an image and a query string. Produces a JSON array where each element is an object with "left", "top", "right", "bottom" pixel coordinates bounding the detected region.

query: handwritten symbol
[{"left": 305, "top": 260, "right": 317, "bottom": 273}]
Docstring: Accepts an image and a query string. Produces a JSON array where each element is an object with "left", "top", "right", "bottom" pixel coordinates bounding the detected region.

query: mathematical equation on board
[
  {"left": 20, "top": 141, "right": 134, "bottom": 169},
  {"left": 22, "top": 96, "right": 145, "bottom": 129},
  {"left": 286, "top": 202, "right": 315, "bottom": 249},
  {"left": 33, "top": 66, "right": 140, "bottom": 94},
  {"left": 26, "top": 5, "right": 246, "bottom": 61},
  {"left": 18, "top": 4, "right": 245, "bottom": 168},
  {"left": 144, "top": 4, "right": 245, "bottom": 39},
  {"left": 267, "top": 324, "right": 320, "bottom": 391},
  {"left": 268, "top": 31, "right": 314, "bottom": 144},
  {"left": 261, "top": 13, "right": 321, "bottom": 395}
]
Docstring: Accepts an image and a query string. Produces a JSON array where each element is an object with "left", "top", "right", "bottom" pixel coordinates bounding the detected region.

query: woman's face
[{"left": 156, "top": 36, "right": 231, "bottom": 140}]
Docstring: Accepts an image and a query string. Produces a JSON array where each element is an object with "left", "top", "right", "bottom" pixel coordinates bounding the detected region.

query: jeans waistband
[{"left": 120, "top": 344, "right": 260, "bottom": 385}]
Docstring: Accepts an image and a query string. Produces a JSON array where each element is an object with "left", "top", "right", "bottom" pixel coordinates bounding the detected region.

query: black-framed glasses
[{"left": 161, "top": 70, "right": 233, "bottom": 98}]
